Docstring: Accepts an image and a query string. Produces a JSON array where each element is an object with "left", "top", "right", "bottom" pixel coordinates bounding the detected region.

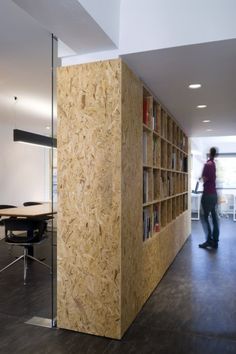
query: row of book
[
  {"left": 143, "top": 132, "right": 161, "bottom": 166},
  {"left": 153, "top": 137, "right": 160, "bottom": 166},
  {"left": 143, "top": 96, "right": 187, "bottom": 152},
  {"left": 143, "top": 206, "right": 160, "bottom": 241},
  {"left": 160, "top": 175, "right": 174, "bottom": 198},
  {"left": 145, "top": 171, "right": 188, "bottom": 202},
  {"left": 143, "top": 97, "right": 160, "bottom": 132},
  {"left": 143, "top": 136, "right": 187, "bottom": 172}
]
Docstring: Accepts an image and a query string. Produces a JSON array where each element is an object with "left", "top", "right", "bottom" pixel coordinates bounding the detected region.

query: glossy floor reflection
[{"left": 1, "top": 218, "right": 236, "bottom": 353}]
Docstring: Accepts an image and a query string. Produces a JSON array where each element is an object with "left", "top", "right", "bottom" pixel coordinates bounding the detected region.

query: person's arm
[{"left": 201, "top": 163, "right": 208, "bottom": 182}]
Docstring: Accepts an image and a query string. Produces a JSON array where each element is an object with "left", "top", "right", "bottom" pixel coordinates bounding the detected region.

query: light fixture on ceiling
[
  {"left": 203, "top": 119, "right": 211, "bottom": 123},
  {"left": 188, "top": 84, "right": 202, "bottom": 89},
  {"left": 197, "top": 105, "right": 207, "bottom": 109},
  {"left": 45, "top": 126, "right": 50, "bottom": 130},
  {"left": 13, "top": 129, "right": 57, "bottom": 148},
  {"left": 206, "top": 129, "right": 213, "bottom": 132}
]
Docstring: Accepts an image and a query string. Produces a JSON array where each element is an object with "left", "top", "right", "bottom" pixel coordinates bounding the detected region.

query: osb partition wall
[
  {"left": 57, "top": 60, "right": 122, "bottom": 338},
  {"left": 57, "top": 58, "right": 191, "bottom": 339}
]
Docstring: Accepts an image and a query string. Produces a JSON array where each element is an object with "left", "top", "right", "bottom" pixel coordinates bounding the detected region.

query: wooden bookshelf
[
  {"left": 142, "top": 86, "right": 189, "bottom": 241},
  {"left": 57, "top": 58, "right": 190, "bottom": 340}
]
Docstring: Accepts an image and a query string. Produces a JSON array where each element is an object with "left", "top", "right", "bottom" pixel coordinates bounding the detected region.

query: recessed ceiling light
[
  {"left": 197, "top": 105, "right": 207, "bottom": 109},
  {"left": 188, "top": 84, "right": 202, "bottom": 89},
  {"left": 206, "top": 129, "right": 213, "bottom": 132},
  {"left": 203, "top": 120, "right": 211, "bottom": 123},
  {"left": 45, "top": 126, "right": 50, "bottom": 130}
]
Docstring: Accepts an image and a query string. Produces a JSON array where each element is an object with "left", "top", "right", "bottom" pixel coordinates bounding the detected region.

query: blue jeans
[{"left": 200, "top": 193, "right": 219, "bottom": 244}]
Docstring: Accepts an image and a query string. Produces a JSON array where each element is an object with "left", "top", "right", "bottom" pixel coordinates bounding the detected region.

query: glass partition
[{"left": 0, "top": 1, "right": 58, "bottom": 328}]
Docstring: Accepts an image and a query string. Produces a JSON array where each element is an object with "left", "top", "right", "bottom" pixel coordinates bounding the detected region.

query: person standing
[{"left": 199, "top": 147, "right": 219, "bottom": 249}]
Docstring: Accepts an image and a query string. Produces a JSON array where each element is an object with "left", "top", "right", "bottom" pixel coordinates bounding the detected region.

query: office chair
[
  {"left": 23, "top": 201, "right": 54, "bottom": 257},
  {"left": 23, "top": 202, "right": 42, "bottom": 207},
  {"left": 0, "top": 218, "right": 50, "bottom": 285},
  {"left": 23, "top": 201, "right": 54, "bottom": 228}
]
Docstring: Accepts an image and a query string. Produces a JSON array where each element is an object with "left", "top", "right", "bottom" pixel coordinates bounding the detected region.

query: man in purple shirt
[{"left": 199, "top": 147, "right": 219, "bottom": 249}]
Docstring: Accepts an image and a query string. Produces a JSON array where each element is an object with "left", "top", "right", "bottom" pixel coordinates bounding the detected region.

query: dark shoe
[
  {"left": 199, "top": 241, "right": 211, "bottom": 249},
  {"left": 211, "top": 241, "right": 218, "bottom": 249}
]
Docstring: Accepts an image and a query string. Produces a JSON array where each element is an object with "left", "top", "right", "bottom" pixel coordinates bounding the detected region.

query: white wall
[
  {"left": 78, "top": 0, "right": 120, "bottom": 46},
  {"left": 119, "top": 0, "right": 236, "bottom": 54},
  {"left": 0, "top": 122, "right": 50, "bottom": 206},
  {"left": 191, "top": 136, "right": 236, "bottom": 191}
]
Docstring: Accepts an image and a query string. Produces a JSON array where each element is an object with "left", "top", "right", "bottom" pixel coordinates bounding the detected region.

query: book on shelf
[
  {"left": 143, "top": 131, "right": 148, "bottom": 164},
  {"left": 153, "top": 205, "right": 160, "bottom": 232},
  {"left": 143, "top": 208, "right": 151, "bottom": 241},
  {"left": 143, "top": 169, "right": 149, "bottom": 203},
  {"left": 143, "top": 96, "right": 152, "bottom": 126},
  {"left": 153, "top": 171, "right": 159, "bottom": 200}
]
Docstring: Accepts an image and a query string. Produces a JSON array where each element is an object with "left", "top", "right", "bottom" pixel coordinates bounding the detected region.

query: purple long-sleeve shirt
[{"left": 202, "top": 158, "right": 217, "bottom": 194}]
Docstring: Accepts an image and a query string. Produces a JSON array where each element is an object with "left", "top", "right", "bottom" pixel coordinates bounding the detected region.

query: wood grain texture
[
  {"left": 57, "top": 58, "right": 190, "bottom": 339},
  {"left": 120, "top": 62, "right": 143, "bottom": 335},
  {"left": 57, "top": 60, "right": 122, "bottom": 338}
]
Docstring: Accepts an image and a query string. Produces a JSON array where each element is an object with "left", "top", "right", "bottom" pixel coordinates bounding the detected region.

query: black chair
[
  {"left": 0, "top": 217, "right": 50, "bottom": 284},
  {"left": 23, "top": 202, "right": 42, "bottom": 207},
  {"left": 23, "top": 202, "right": 53, "bottom": 224},
  {"left": 23, "top": 202, "right": 53, "bottom": 257},
  {"left": 0, "top": 205, "right": 17, "bottom": 226},
  {"left": 0, "top": 206, "right": 17, "bottom": 241}
]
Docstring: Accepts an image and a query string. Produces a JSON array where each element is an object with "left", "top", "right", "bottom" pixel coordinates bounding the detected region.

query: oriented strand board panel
[
  {"left": 120, "top": 62, "right": 143, "bottom": 335},
  {"left": 57, "top": 58, "right": 191, "bottom": 339},
  {"left": 57, "top": 59, "right": 122, "bottom": 338}
]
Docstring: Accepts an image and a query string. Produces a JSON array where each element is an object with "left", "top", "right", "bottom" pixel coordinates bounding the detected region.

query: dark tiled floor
[{"left": 1, "top": 218, "right": 236, "bottom": 353}]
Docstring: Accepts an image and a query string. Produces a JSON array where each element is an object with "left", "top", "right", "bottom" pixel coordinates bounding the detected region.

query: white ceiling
[
  {"left": 12, "top": 0, "right": 116, "bottom": 55},
  {"left": 122, "top": 39, "right": 236, "bottom": 138},
  {"left": 1, "top": 0, "right": 236, "bottom": 142}
]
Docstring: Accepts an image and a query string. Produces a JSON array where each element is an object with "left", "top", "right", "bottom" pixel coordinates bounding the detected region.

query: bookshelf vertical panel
[
  {"left": 143, "top": 167, "right": 153, "bottom": 203},
  {"left": 143, "top": 129, "right": 153, "bottom": 166},
  {"left": 161, "top": 140, "right": 167, "bottom": 168},
  {"left": 167, "top": 143, "right": 172, "bottom": 169},
  {"left": 167, "top": 115, "right": 173, "bottom": 143},
  {"left": 161, "top": 200, "right": 167, "bottom": 227},
  {"left": 172, "top": 197, "right": 176, "bottom": 219},
  {"left": 121, "top": 61, "right": 143, "bottom": 336},
  {"left": 57, "top": 59, "right": 122, "bottom": 339},
  {"left": 161, "top": 109, "right": 167, "bottom": 138},
  {"left": 153, "top": 135, "right": 161, "bottom": 168},
  {"left": 167, "top": 199, "right": 172, "bottom": 224}
]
